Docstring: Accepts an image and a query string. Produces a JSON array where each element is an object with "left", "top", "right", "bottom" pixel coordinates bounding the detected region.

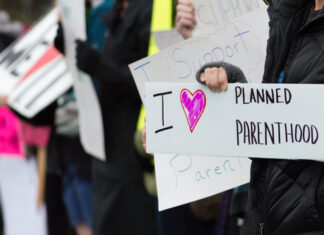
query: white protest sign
[
  {"left": 146, "top": 83, "right": 324, "bottom": 161},
  {"left": 0, "top": 8, "right": 73, "bottom": 118},
  {"left": 129, "top": 7, "right": 268, "bottom": 103},
  {"left": 58, "top": 0, "right": 105, "bottom": 160},
  {"left": 155, "top": 154, "right": 250, "bottom": 210},
  {"left": 130, "top": 6, "right": 268, "bottom": 211},
  {"left": 153, "top": 29, "right": 183, "bottom": 50},
  {"left": 8, "top": 53, "right": 72, "bottom": 118},
  {"left": 193, "top": 0, "right": 262, "bottom": 35}
]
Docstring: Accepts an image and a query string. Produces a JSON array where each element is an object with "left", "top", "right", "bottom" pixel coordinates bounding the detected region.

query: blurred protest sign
[
  {"left": 129, "top": 7, "right": 268, "bottom": 210},
  {"left": 0, "top": 107, "right": 24, "bottom": 157},
  {"left": 146, "top": 83, "right": 324, "bottom": 161},
  {"left": 193, "top": 0, "right": 262, "bottom": 35},
  {"left": 58, "top": 0, "right": 105, "bottom": 160},
  {"left": 0, "top": 157, "right": 47, "bottom": 235},
  {"left": 0, "top": 8, "right": 73, "bottom": 118}
]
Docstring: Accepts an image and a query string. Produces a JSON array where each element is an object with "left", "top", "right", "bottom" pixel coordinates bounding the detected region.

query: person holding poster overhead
[
  {"left": 75, "top": 0, "right": 157, "bottom": 234},
  {"left": 196, "top": 0, "right": 324, "bottom": 234}
]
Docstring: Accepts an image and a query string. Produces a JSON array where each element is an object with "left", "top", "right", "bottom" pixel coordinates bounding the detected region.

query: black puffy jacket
[{"left": 242, "top": 1, "right": 324, "bottom": 235}]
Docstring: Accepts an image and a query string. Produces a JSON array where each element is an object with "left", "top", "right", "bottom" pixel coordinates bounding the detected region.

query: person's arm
[
  {"left": 76, "top": 9, "right": 151, "bottom": 86},
  {"left": 175, "top": 0, "right": 196, "bottom": 39}
]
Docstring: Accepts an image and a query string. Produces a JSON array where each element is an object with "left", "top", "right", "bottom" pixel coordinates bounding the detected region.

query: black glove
[
  {"left": 54, "top": 22, "right": 65, "bottom": 54},
  {"left": 75, "top": 39, "right": 101, "bottom": 76}
]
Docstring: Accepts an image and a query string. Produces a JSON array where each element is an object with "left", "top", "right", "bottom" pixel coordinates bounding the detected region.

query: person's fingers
[
  {"left": 142, "top": 126, "right": 148, "bottom": 152},
  {"left": 176, "top": 17, "right": 196, "bottom": 30},
  {"left": 219, "top": 67, "right": 228, "bottom": 91},
  {"left": 200, "top": 72, "right": 206, "bottom": 83},
  {"left": 205, "top": 67, "right": 220, "bottom": 92},
  {"left": 176, "top": 11, "right": 196, "bottom": 25},
  {"left": 178, "top": 0, "right": 195, "bottom": 9},
  {"left": 177, "top": 3, "right": 195, "bottom": 14},
  {"left": 142, "top": 128, "right": 146, "bottom": 145}
]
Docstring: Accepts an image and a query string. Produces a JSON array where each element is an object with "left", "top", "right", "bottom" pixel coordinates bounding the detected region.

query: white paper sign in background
[
  {"left": 0, "top": 8, "right": 73, "bottom": 118},
  {"left": 146, "top": 83, "right": 324, "bottom": 161},
  {"left": 58, "top": 0, "right": 105, "bottom": 160}
]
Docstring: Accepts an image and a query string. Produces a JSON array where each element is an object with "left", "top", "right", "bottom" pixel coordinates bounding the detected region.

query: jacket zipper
[{"left": 260, "top": 223, "right": 264, "bottom": 235}]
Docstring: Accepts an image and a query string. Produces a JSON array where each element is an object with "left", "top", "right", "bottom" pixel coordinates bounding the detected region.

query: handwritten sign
[
  {"left": 155, "top": 154, "right": 250, "bottom": 210},
  {"left": 0, "top": 107, "right": 23, "bottom": 157},
  {"left": 129, "top": 7, "right": 268, "bottom": 104},
  {"left": 193, "top": 0, "right": 262, "bottom": 35},
  {"left": 129, "top": 6, "right": 268, "bottom": 210},
  {"left": 146, "top": 83, "right": 324, "bottom": 161},
  {"left": 0, "top": 8, "right": 73, "bottom": 118},
  {"left": 58, "top": 0, "right": 105, "bottom": 160}
]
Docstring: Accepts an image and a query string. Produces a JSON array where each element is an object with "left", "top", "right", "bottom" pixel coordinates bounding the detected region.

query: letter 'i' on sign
[
  {"left": 154, "top": 91, "right": 173, "bottom": 133},
  {"left": 180, "top": 89, "right": 206, "bottom": 133}
]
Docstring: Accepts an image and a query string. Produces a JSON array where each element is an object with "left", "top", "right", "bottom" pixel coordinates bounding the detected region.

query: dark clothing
[
  {"left": 92, "top": 159, "right": 156, "bottom": 235},
  {"left": 87, "top": 0, "right": 157, "bottom": 234},
  {"left": 45, "top": 174, "right": 76, "bottom": 235},
  {"left": 11, "top": 98, "right": 92, "bottom": 180},
  {"left": 156, "top": 204, "right": 215, "bottom": 235},
  {"left": 242, "top": 1, "right": 324, "bottom": 235},
  {"left": 47, "top": 132, "right": 92, "bottom": 180}
]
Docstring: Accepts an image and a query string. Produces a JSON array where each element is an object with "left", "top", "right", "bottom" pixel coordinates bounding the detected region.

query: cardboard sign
[
  {"left": 193, "top": 0, "right": 262, "bottom": 35},
  {"left": 129, "top": 7, "right": 268, "bottom": 210},
  {"left": 155, "top": 154, "right": 250, "bottom": 210},
  {"left": 0, "top": 107, "right": 24, "bottom": 157},
  {"left": 153, "top": 29, "right": 183, "bottom": 50},
  {"left": 8, "top": 46, "right": 73, "bottom": 118},
  {"left": 0, "top": 8, "right": 73, "bottom": 118},
  {"left": 58, "top": 0, "right": 105, "bottom": 160},
  {"left": 146, "top": 83, "right": 324, "bottom": 161},
  {"left": 129, "top": 7, "right": 268, "bottom": 103}
]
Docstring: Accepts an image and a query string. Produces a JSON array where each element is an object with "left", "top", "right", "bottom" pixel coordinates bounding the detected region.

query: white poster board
[
  {"left": 58, "top": 0, "right": 105, "bottom": 160},
  {"left": 129, "top": 7, "right": 268, "bottom": 102},
  {"left": 193, "top": 0, "right": 262, "bottom": 35},
  {"left": 0, "top": 8, "right": 73, "bottom": 118},
  {"left": 155, "top": 154, "right": 250, "bottom": 211},
  {"left": 153, "top": 29, "right": 183, "bottom": 50},
  {"left": 0, "top": 157, "right": 47, "bottom": 235},
  {"left": 130, "top": 7, "right": 269, "bottom": 210},
  {"left": 146, "top": 83, "right": 324, "bottom": 161}
]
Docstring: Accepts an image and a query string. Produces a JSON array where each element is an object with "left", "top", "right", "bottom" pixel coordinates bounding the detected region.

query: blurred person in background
[
  {"left": 74, "top": 0, "right": 157, "bottom": 234},
  {"left": 0, "top": 10, "right": 23, "bottom": 52},
  {"left": 47, "top": 1, "right": 114, "bottom": 235}
]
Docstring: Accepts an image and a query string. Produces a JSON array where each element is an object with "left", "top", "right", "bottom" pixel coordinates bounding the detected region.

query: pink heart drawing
[{"left": 180, "top": 89, "right": 207, "bottom": 133}]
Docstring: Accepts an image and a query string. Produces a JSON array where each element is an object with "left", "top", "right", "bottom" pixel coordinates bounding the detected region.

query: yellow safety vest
[{"left": 137, "top": 0, "right": 173, "bottom": 130}]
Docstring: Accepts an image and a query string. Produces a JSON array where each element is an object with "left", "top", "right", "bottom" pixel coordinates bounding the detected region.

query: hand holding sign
[
  {"left": 176, "top": 0, "right": 197, "bottom": 39},
  {"left": 200, "top": 67, "right": 229, "bottom": 92}
]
